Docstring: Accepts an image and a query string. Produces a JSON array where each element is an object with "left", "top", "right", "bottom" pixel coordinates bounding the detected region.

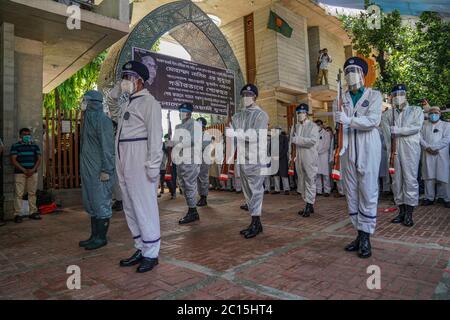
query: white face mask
[
  {"left": 243, "top": 97, "right": 255, "bottom": 108},
  {"left": 80, "top": 100, "right": 88, "bottom": 111},
  {"left": 392, "top": 96, "right": 406, "bottom": 108},
  {"left": 121, "top": 79, "right": 136, "bottom": 95},
  {"left": 297, "top": 113, "right": 307, "bottom": 123},
  {"left": 345, "top": 72, "right": 363, "bottom": 87}
]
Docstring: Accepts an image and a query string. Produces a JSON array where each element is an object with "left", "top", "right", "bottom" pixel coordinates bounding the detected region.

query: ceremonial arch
[{"left": 98, "top": 0, "right": 246, "bottom": 116}]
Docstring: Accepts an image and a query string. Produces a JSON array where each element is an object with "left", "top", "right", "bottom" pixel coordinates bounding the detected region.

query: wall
[{"left": 221, "top": 17, "right": 247, "bottom": 84}]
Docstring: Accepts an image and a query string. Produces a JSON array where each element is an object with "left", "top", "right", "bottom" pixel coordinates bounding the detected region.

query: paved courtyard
[{"left": 0, "top": 190, "right": 449, "bottom": 300}]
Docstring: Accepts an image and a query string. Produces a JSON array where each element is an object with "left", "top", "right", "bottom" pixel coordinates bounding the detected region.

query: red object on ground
[
  {"left": 379, "top": 207, "right": 397, "bottom": 213},
  {"left": 39, "top": 202, "right": 57, "bottom": 215}
]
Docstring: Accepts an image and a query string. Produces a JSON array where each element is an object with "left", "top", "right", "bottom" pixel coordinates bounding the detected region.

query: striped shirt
[{"left": 10, "top": 142, "right": 41, "bottom": 174}]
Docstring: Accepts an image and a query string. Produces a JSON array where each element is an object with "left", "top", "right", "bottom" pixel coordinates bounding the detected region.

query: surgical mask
[
  {"left": 429, "top": 113, "right": 440, "bottom": 123},
  {"left": 243, "top": 97, "right": 255, "bottom": 108},
  {"left": 297, "top": 113, "right": 307, "bottom": 122},
  {"left": 80, "top": 100, "right": 88, "bottom": 111},
  {"left": 392, "top": 96, "right": 406, "bottom": 108},
  {"left": 22, "top": 135, "right": 32, "bottom": 144},
  {"left": 121, "top": 79, "right": 136, "bottom": 95},
  {"left": 344, "top": 66, "right": 364, "bottom": 91}
]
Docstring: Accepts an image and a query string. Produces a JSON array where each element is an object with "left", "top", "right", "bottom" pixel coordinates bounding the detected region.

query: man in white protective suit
[
  {"left": 174, "top": 103, "right": 203, "bottom": 224},
  {"left": 315, "top": 119, "right": 332, "bottom": 197},
  {"left": 107, "top": 60, "right": 163, "bottom": 273},
  {"left": 196, "top": 117, "right": 211, "bottom": 207},
  {"left": 227, "top": 84, "right": 269, "bottom": 239},
  {"left": 387, "top": 84, "right": 424, "bottom": 227},
  {"left": 420, "top": 107, "right": 450, "bottom": 208},
  {"left": 290, "top": 104, "right": 319, "bottom": 217},
  {"left": 334, "top": 57, "right": 382, "bottom": 259}
]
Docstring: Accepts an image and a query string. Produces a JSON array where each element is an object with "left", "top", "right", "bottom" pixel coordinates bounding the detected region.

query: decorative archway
[{"left": 98, "top": 0, "right": 245, "bottom": 114}]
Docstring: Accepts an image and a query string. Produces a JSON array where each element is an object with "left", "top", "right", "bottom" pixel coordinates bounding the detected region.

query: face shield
[
  {"left": 241, "top": 91, "right": 256, "bottom": 108},
  {"left": 391, "top": 90, "right": 407, "bottom": 109},
  {"left": 344, "top": 65, "right": 365, "bottom": 91},
  {"left": 296, "top": 111, "right": 308, "bottom": 123},
  {"left": 121, "top": 72, "right": 142, "bottom": 95}
]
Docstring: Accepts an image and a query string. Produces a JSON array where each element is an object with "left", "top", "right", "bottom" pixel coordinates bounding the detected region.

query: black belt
[{"left": 119, "top": 137, "right": 148, "bottom": 143}]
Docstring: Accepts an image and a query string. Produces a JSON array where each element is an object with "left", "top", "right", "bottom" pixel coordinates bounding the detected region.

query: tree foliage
[{"left": 340, "top": 4, "right": 450, "bottom": 108}]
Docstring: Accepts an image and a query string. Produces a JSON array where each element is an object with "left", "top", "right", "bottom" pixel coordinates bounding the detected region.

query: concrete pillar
[{"left": 0, "top": 22, "right": 15, "bottom": 220}]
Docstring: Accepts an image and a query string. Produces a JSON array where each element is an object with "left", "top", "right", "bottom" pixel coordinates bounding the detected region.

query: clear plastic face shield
[
  {"left": 179, "top": 109, "right": 191, "bottom": 121},
  {"left": 241, "top": 91, "right": 256, "bottom": 108},
  {"left": 391, "top": 90, "right": 407, "bottom": 109},
  {"left": 344, "top": 65, "right": 365, "bottom": 92},
  {"left": 296, "top": 111, "right": 308, "bottom": 123},
  {"left": 121, "top": 72, "right": 142, "bottom": 95}
]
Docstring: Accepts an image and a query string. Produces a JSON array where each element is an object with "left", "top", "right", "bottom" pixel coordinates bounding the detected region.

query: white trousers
[
  {"left": 274, "top": 176, "right": 290, "bottom": 192},
  {"left": 117, "top": 140, "right": 160, "bottom": 259},
  {"left": 316, "top": 174, "right": 331, "bottom": 194},
  {"left": 424, "top": 179, "right": 450, "bottom": 202},
  {"left": 392, "top": 153, "right": 420, "bottom": 207},
  {"left": 178, "top": 163, "right": 200, "bottom": 208},
  {"left": 197, "top": 163, "right": 209, "bottom": 197},
  {"left": 240, "top": 165, "right": 265, "bottom": 216}
]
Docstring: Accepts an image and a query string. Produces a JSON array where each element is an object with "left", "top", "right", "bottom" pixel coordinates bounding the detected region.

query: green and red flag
[{"left": 267, "top": 10, "right": 293, "bottom": 38}]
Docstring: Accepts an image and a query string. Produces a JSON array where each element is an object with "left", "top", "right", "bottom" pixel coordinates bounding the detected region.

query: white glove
[
  {"left": 391, "top": 126, "right": 400, "bottom": 135},
  {"left": 335, "top": 112, "right": 351, "bottom": 126},
  {"left": 146, "top": 168, "right": 160, "bottom": 183},
  {"left": 225, "top": 127, "right": 236, "bottom": 138},
  {"left": 100, "top": 172, "right": 110, "bottom": 182}
]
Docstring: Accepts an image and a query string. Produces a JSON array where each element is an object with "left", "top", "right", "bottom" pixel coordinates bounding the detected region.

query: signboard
[{"left": 132, "top": 47, "right": 235, "bottom": 116}]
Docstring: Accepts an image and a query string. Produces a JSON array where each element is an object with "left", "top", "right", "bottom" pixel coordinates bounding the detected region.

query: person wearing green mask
[
  {"left": 420, "top": 107, "right": 450, "bottom": 208},
  {"left": 10, "top": 128, "right": 42, "bottom": 223}
]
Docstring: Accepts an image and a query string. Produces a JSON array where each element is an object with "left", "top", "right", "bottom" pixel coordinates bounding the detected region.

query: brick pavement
[{"left": 0, "top": 190, "right": 448, "bottom": 300}]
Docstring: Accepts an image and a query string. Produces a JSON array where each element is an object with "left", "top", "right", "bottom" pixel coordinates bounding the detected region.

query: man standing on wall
[{"left": 316, "top": 48, "right": 332, "bottom": 85}]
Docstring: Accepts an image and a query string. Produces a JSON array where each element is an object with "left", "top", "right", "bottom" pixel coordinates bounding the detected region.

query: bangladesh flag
[{"left": 267, "top": 10, "right": 293, "bottom": 38}]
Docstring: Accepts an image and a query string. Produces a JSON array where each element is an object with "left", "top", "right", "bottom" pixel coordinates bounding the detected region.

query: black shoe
[
  {"left": 345, "top": 231, "right": 361, "bottom": 252},
  {"left": 120, "top": 250, "right": 143, "bottom": 267},
  {"left": 236, "top": 190, "right": 242, "bottom": 194},
  {"left": 137, "top": 257, "right": 159, "bottom": 273},
  {"left": 317, "top": 193, "right": 323, "bottom": 197},
  {"left": 324, "top": 193, "right": 330, "bottom": 198},
  {"left": 243, "top": 216, "right": 263, "bottom": 239},
  {"left": 29, "top": 212, "right": 42, "bottom": 220},
  {"left": 179, "top": 208, "right": 200, "bottom": 225},
  {"left": 240, "top": 204, "right": 249, "bottom": 211},
  {"left": 445, "top": 202, "right": 450, "bottom": 208},
  {"left": 284, "top": 191, "right": 290, "bottom": 195},
  {"left": 358, "top": 231, "right": 372, "bottom": 259},
  {"left": 112, "top": 201, "right": 123, "bottom": 211},
  {"left": 270, "top": 191, "right": 280, "bottom": 195},
  {"left": 301, "top": 203, "right": 314, "bottom": 217},
  {"left": 264, "top": 191, "right": 269, "bottom": 194},
  {"left": 79, "top": 217, "right": 96, "bottom": 247},
  {"left": 403, "top": 205, "right": 414, "bottom": 227},
  {"left": 196, "top": 196, "right": 208, "bottom": 207},
  {"left": 170, "top": 194, "right": 176, "bottom": 200},
  {"left": 391, "top": 205, "right": 406, "bottom": 224},
  {"left": 14, "top": 216, "right": 23, "bottom": 224},
  {"left": 240, "top": 221, "right": 253, "bottom": 235},
  {"left": 85, "top": 218, "right": 109, "bottom": 250},
  {"left": 421, "top": 199, "right": 434, "bottom": 206}
]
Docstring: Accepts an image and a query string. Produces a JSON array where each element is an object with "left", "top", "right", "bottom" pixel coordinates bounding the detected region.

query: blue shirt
[
  {"left": 350, "top": 86, "right": 365, "bottom": 107},
  {"left": 10, "top": 142, "right": 41, "bottom": 174}
]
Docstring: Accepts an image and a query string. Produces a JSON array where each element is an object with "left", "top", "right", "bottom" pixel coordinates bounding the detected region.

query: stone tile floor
[{"left": 0, "top": 190, "right": 448, "bottom": 300}]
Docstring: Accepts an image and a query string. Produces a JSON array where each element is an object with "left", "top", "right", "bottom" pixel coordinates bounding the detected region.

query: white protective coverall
[
  {"left": 316, "top": 128, "right": 332, "bottom": 194},
  {"left": 420, "top": 120, "right": 450, "bottom": 202},
  {"left": 197, "top": 131, "right": 211, "bottom": 197},
  {"left": 335, "top": 88, "right": 382, "bottom": 234},
  {"left": 174, "top": 118, "right": 202, "bottom": 208},
  {"left": 110, "top": 89, "right": 163, "bottom": 259},
  {"left": 290, "top": 120, "right": 319, "bottom": 204},
  {"left": 384, "top": 105, "right": 424, "bottom": 207},
  {"left": 231, "top": 105, "right": 269, "bottom": 216}
]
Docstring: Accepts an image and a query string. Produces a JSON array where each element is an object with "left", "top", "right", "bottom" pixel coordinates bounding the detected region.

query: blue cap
[
  {"left": 122, "top": 60, "right": 150, "bottom": 82},
  {"left": 178, "top": 103, "right": 194, "bottom": 113},
  {"left": 84, "top": 90, "right": 103, "bottom": 103},
  {"left": 240, "top": 84, "right": 258, "bottom": 97},
  {"left": 197, "top": 117, "right": 207, "bottom": 127},
  {"left": 344, "top": 57, "right": 368, "bottom": 76},
  {"left": 391, "top": 84, "right": 407, "bottom": 94},
  {"left": 296, "top": 103, "right": 309, "bottom": 113}
]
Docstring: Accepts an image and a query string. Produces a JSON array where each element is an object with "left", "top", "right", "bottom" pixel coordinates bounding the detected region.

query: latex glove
[
  {"left": 335, "top": 112, "right": 351, "bottom": 126},
  {"left": 146, "top": 168, "right": 160, "bottom": 183},
  {"left": 390, "top": 126, "right": 400, "bottom": 135},
  {"left": 100, "top": 172, "right": 110, "bottom": 182},
  {"left": 225, "top": 127, "right": 236, "bottom": 138}
]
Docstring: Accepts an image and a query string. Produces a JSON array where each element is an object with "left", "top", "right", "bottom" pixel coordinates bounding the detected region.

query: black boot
[
  {"left": 120, "top": 250, "right": 143, "bottom": 267},
  {"left": 358, "top": 231, "right": 372, "bottom": 259},
  {"left": 196, "top": 196, "right": 208, "bottom": 207},
  {"left": 85, "top": 218, "right": 109, "bottom": 250},
  {"left": 240, "top": 220, "right": 253, "bottom": 235},
  {"left": 179, "top": 207, "right": 200, "bottom": 224},
  {"left": 79, "top": 217, "right": 96, "bottom": 247},
  {"left": 240, "top": 204, "right": 249, "bottom": 211},
  {"left": 137, "top": 257, "right": 159, "bottom": 273},
  {"left": 344, "top": 231, "right": 361, "bottom": 252},
  {"left": 403, "top": 205, "right": 414, "bottom": 227},
  {"left": 112, "top": 200, "right": 123, "bottom": 212},
  {"left": 391, "top": 204, "right": 406, "bottom": 224},
  {"left": 421, "top": 199, "right": 434, "bottom": 206},
  {"left": 243, "top": 216, "right": 263, "bottom": 239},
  {"left": 301, "top": 203, "right": 314, "bottom": 217}
]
